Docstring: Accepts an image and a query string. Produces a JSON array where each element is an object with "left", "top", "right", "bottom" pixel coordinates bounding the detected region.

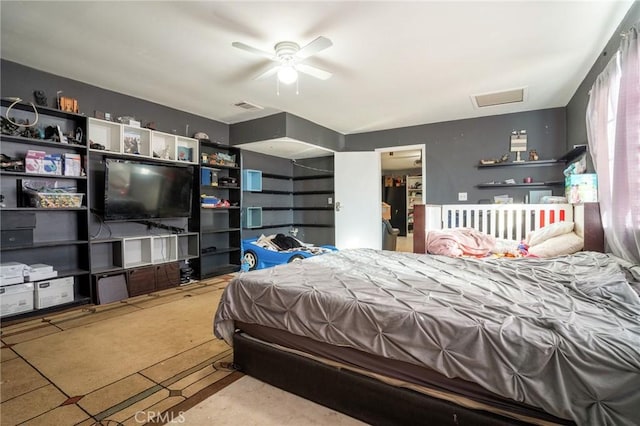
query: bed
[{"left": 213, "top": 204, "right": 639, "bottom": 426}]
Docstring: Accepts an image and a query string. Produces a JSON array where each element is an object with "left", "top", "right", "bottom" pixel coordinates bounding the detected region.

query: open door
[{"left": 334, "top": 152, "right": 381, "bottom": 249}]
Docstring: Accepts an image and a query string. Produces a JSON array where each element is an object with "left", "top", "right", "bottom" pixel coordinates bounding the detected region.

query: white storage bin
[
  {"left": 0, "top": 282, "right": 34, "bottom": 316},
  {"left": 34, "top": 276, "right": 74, "bottom": 309}
]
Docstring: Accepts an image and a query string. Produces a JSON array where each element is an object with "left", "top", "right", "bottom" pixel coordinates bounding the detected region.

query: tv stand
[{"left": 136, "top": 220, "right": 185, "bottom": 234}]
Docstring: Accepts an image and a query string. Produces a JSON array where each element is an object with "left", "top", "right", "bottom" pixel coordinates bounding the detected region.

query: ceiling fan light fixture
[{"left": 277, "top": 65, "right": 298, "bottom": 85}]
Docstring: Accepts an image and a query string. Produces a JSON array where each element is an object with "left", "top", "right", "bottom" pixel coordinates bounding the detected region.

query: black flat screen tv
[{"left": 104, "top": 159, "right": 193, "bottom": 221}]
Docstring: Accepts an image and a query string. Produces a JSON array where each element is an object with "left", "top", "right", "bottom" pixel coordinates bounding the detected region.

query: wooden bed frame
[
  {"left": 230, "top": 202, "right": 605, "bottom": 425},
  {"left": 233, "top": 332, "right": 538, "bottom": 426}
]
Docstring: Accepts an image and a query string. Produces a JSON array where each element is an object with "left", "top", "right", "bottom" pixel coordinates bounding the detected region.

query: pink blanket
[{"left": 426, "top": 228, "right": 496, "bottom": 257}]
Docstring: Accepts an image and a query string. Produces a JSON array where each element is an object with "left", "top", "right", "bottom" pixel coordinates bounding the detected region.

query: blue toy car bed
[{"left": 241, "top": 236, "right": 338, "bottom": 271}]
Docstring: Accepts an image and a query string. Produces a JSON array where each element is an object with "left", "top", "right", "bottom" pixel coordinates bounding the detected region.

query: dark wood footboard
[{"left": 233, "top": 332, "right": 531, "bottom": 426}]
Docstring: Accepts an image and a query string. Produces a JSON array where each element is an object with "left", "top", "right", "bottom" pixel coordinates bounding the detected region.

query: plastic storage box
[
  {"left": 34, "top": 276, "right": 74, "bottom": 309},
  {"left": 0, "top": 283, "right": 34, "bottom": 316},
  {"left": 27, "top": 192, "right": 84, "bottom": 208}
]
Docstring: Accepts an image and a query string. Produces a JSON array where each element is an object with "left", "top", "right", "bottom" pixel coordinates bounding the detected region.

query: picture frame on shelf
[
  {"left": 177, "top": 146, "right": 193, "bottom": 162},
  {"left": 123, "top": 131, "right": 140, "bottom": 154}
]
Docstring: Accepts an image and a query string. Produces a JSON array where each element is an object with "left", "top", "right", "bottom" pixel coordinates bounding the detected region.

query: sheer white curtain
[{"left": 586, "top": 23, "right": 640, "bottom": 264}]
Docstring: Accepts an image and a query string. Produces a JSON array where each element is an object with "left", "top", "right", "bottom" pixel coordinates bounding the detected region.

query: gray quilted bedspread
[{"left": 214, "top": 249, "right": 640, "bottom": 425}]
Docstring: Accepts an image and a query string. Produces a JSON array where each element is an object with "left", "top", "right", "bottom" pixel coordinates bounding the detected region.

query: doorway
[{"left": 377, "top": 144, "right": 426, "bottom": 253}]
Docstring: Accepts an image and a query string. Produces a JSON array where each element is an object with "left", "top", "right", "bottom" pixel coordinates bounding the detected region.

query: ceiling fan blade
[
  {"left": 295, "top": 36, "right": 333, "bottom": 59},
  {"left": 253, "top": 64, "right": 280, "bottom": 80},
  {"left": 296, "top": 63, "right": 332, "bottom": 80},
  {"left": 232, "top": 42, "right": 276, "bottom": 60}
]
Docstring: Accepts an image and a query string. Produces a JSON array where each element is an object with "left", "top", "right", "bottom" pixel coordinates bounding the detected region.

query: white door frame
[{"left": 376, "top": 144, "right": 426, "bottom": 199}]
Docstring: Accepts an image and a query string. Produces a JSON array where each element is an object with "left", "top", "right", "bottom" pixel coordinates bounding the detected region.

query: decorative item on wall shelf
[
  {"left": 33, "top": 90, "right": 47, "bottom": 106},
  {"left": 479, "top": 153, "right": 510, "bottom": 165},
  {"left": 529, "top": 149, "right": 539, "bottom": 161},
  {"left": 118, "top": 116, "right": 140, "bottom": 127},
  {"left": 510, "top": 130, "right": 527, "bottom": 163},
  {"left": 58, "top": 96, "right": 78, "bottom": 113}
]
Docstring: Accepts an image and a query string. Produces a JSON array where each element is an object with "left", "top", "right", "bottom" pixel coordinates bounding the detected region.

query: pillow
[
  {"left": 526, "top": 221, "right": 575, "bottom": 247},
  {"left": 491, "top": 238, "right": 521, "bottom": 256},
  {"left": 528, "top": 232, "right": 584, "bottom": 258}
]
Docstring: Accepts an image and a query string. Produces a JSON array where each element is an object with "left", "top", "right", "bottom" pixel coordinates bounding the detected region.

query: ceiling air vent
[
  {"left": 234, "top": 101, "right": 264, "bottom": 111},
  {"left": 471, "top": 87, "right": 527, "bottom": 108}
]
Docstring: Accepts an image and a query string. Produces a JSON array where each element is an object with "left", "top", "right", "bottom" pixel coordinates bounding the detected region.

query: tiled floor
[{"left": 0, "top": 276, "right": 237, "bottom": 425}]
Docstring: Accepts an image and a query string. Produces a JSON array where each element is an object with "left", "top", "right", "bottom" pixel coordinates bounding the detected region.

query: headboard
[{"left": 413, "top": 203, "right": 604, "bottom": 253}]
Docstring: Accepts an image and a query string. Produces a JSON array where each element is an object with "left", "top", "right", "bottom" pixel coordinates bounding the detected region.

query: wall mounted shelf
[
  {"left": 477, "top": 159, "right": 563, "bottom": 168},
  {"left": 476, "top": 181, "right": 564, "bottom": 188}
]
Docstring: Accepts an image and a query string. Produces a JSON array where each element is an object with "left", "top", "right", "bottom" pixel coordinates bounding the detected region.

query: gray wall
[
  {"left": 230, "top": 113, "right": 287, "bottom": 144},
  {"left": 346, "top": 108, "right": 567, "bottom": 204},
  {"left": 293, "top": 156, "right": 335, "bottom": 245},
  {"left": 0, "top": 59, "right": 230, "bottom": 240},
  {"left": 286, "top": 113, "right": 344, "bottom": 152},
  {"left": 1, "top": 60, "right": 229, "bottom": 144},
  {"left": 566, "top": 2, "right": 640, "bottom": 150},
  {"left": 241, "top": 151, "right": 336, "bottom": 245},
  {"left": 230, "top": 112, "right": 344, "bottom": 152},
  {"left": 242, "top": 150, "right": 294, "bottom": 240}
]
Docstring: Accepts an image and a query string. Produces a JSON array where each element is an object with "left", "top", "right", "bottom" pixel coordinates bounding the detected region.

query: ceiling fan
[{"left": 232, "top": 36, "right": 333, "bottom": 85}]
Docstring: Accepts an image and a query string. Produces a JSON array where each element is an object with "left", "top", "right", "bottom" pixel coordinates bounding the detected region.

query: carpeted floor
[{"left": 1, "top": 276, "right": 237, "bottom": 425}]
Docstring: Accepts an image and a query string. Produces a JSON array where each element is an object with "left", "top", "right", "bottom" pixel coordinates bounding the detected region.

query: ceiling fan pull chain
[
  {"left": 276, "top": 78, "right": 280, "bottom": 96},
  {"left": 296, "top": 79, "right": 299, "bottom": 95}
]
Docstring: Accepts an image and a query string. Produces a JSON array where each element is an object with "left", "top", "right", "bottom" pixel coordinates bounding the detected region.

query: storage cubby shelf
[
  {"left": 243, "top": 223, "right": 292, "bottom": 230},
  {"left": 1, "top": 99, "right": 91, "bottom": 320},
  {"left": 51, "top": 268, "right": 91, "bottom": 277},
  {"left": 261, "top": 207, "right": 293, "bottom": 211},
  {"left": 293, "top": 207, "right": 334, "bottom": 211},
  {"left": 89, "top": 150, "right": 195, "bottom": 167},
  {"left": 203, "top": 264, "right": 241, "bottom": 277},
  {"left": 1, "top": 207, "right": 87, "bottom": 212},
  {"left": 293, "top": 175, "right": 334, "bottom": 181},
  {"left": 0, "top": 239, "right": 88, "bottom": 251},
  {"left": 88, "top": 117, "right": 198, "bottom": 164},
  {"left": 1, "top": 135, "right": 87, "bottom": 151},
  {"left": 255, "top": 190, "right": 292, "bottom": 195},
  {"left": 201, "top": 227, "right": 241, "bottom": 234},
  {"left": 201, "top": 247, "right": 241, "bottom": 256},
  {"left": 192, "top": 141, "right": 242, "bottom": 280},
  {"left": 293, "top": 191, "right": 334, "bottom": 195},
  {"left": 1, "top": 99, "right": 86, "bottom": 120},
  {"left": 201, "top": 163, "right": 239, "bottom": 170},
  {"left": 261, "top": 173, "right": 292, "bottom": 180},
  {"left": 0, "top": 170, "right": 88, "bottom": 180},
  {"left": 201, "top": 185, "right": 240, "bottom": 190},
  {"left": 201, "top": 206, "right": 240, "bottom": 210}
]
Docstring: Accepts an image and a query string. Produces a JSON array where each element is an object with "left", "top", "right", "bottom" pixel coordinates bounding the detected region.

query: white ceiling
[
  {"left": 236, "top": 137, "right": 335, "bottom": 159},
  {"left": 0, "top": 1, "right": 633, "bottom": 136},
  {"left": 381, "top": 149, "right": 422, "bottom": 171}
]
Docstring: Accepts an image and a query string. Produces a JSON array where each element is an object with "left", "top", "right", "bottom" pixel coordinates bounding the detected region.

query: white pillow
[
  {"left": 526, "top": 221, "right": 575, "bottom": 247},
  {"left": 528, "top": 232, "right": 584, "bottom": 258}
]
